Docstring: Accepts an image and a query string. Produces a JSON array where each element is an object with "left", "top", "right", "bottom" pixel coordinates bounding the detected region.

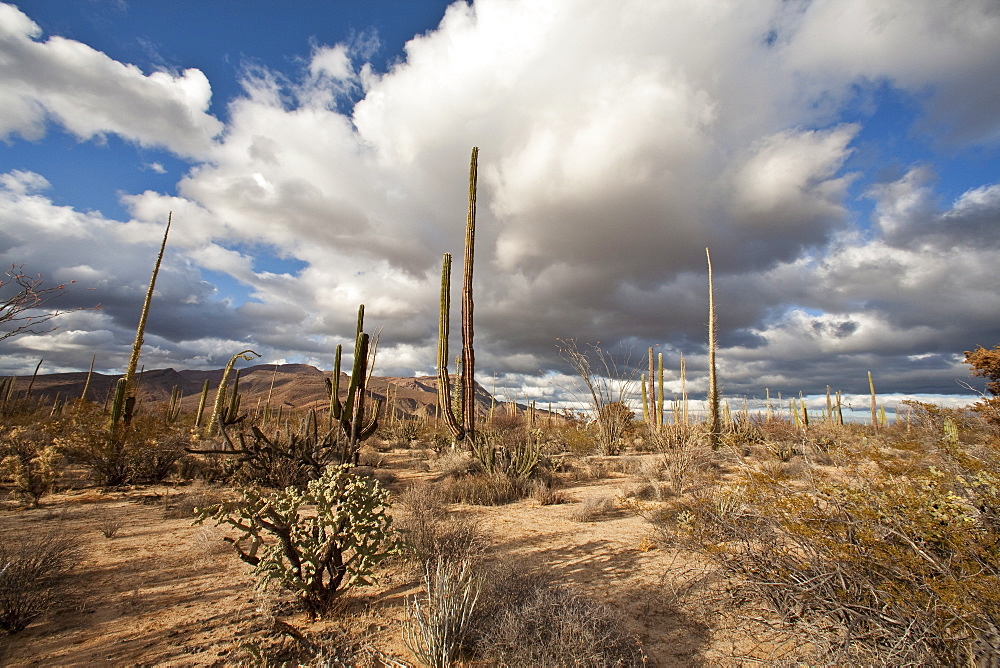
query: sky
[{"left": 0, "top": 0, "right": 998, "bottom": 413}]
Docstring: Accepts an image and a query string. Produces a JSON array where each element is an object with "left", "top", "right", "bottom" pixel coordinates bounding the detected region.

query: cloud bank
[{"left": 0, "top": 0, "right": 998, "bottom": 406}]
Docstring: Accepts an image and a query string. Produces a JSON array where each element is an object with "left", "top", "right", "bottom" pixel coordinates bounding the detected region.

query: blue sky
[{"left": 0, "top": 0, "right": 998, "bottom": 411}]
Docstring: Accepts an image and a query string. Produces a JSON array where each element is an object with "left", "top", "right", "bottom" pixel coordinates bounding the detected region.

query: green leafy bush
[{"left": 196, "top": 463, "right": 401, "bottom": 617}]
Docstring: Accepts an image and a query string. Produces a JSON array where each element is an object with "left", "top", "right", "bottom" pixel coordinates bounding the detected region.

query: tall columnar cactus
[
  {"left": 706, "top": 247, "right": 721, "bottom": 449},
  {"left": 437, "top": 147, "right": 479, "bottom": 444},
  {"left": 117, "top": 213, "right": 172, "bottom": 425},
  {"left": 327, "top": 305, "right": 380, "bottom": 462},
  {"left": 657, "top": 352, "right": 665, "bottom": 427}
]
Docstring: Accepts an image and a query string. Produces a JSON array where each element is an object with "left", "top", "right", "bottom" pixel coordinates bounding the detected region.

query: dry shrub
[
  {"left": 54, "top": 406, "right": 187, "bottom": 486},
  {"left": 570, "top": 494, "right": 617, "bottom": 522},
  {"left": 162, "top": 483, "right": 229, "bottom": 519},
  {"left": 436, "top": 473, "right": 533, "bottom": 506},
  {"left": 403, "top": 557, "right": 481, "bottom": 667},
  {"left": 98, "top": 512, "right": 125, "bottom": 538},
  {"left": 395, "top": 484, "right": 485, "bottom": 564},
  {"left": 433, "top": 449, "right": 478, "bottom": 477},
  {"left": 531, "top": 477, "right": 568, "bottom": 505},
  {"left": 0, "top": 427, "right": 61, "bottom": 506},
  {"left": 471, "top": 564, "right": 645, "bottom": 667},
  {"left": 0, "top": 530, "right": 79, "bottom": 633},
  {"left": 662, "top": 448, "right": 1000, "bottom": 665}
]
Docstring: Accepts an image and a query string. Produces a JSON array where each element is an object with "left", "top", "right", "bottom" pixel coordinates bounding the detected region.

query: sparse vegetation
[
  {"left": 195, "top": 463, "right": 401, "bottom": 618},
  {"left": 0, "top": 530, "right": 79, "bottom": 634}
]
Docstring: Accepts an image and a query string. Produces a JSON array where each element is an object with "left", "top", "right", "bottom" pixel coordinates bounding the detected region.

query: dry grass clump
[
  {"left": 435, "top": 473, "right": 534, "bottom": 506},
  {"left": 570, "top": 494, "right": 617, "bottom": 522},
  {"left": 470, "top": 564, "right": 645, "bottom": 667},
  {"left": 395, "top": 484, "right": 485, "bottom": 565},
  {"left": 531, "top": 477, "right": 568, "bottom": 505},
  {"left": 0, "top": 530, "right": 80, "bottom": 633},
  {"left": 98, "top": 512, "right": 126, "bottom": 538}
]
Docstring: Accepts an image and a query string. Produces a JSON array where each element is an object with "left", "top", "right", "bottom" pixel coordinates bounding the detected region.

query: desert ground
[{"left": 0, "top": 443, "right": 809, "bottom": 667}]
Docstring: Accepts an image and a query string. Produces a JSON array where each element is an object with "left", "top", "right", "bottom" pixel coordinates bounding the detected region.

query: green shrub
[{"left": 196, "top": 463, "right": 401, "bottom": 618}]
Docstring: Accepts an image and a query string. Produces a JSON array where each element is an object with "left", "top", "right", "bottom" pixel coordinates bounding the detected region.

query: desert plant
[
  {"left": 0, "top": 264, "right": 91, "bottom": 343},
  {"left": 472, "top": 574, "right": 645, "bottom": 667},
  {"left": 189, "top": 411, "right": 341, "bottom": 489},
  {"left": 98, "top": 513, "right": 125, "bottom": 538},
  {"left": 436, "top": 472, "right": 534, "bottom": 506},
  {"left": 57, "top": 406, "right": 186, "bottom": 486},
  {"left": 662, "top": 446, "right": 1000, "bottom": 664},
  {"left": 327, "top": 305, "right": 381, "bottom": 463},
  {"left": 116, "top": 213, "right": 172, "bottom": 426},
  {"left": 705, "top": 247, "right": 721, "bottom": 449},
  {"left": 206, "top": 349, "right": 260, "bottom": 436},
  {"left": 0, "top": 427, "right": 61, "bottom": 506},
  {"left": 403, "top": 557, "right": 481, "bottom": 668},
  {"left": 396, "top": 485, "right": 484, "bottom": 565},
  {"left": 0, "top": 530, "right": 79, "bottom": 633},
  {"left": 437, "top": 147, "right": 480, "bottom": 445},
  {"left": 558, "top": 339, "right": 638, "bottom": 456},
  {"left": 195, "top": 463, "right": 401, "bottom": 618}
]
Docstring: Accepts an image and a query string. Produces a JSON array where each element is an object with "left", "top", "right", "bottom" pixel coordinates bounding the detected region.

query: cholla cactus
[
  {"left": 0, "top": 428, "right": 61, "bottom": 507},
  {"left": 195, "top": 463, "right": 401, "bottom": 617}
]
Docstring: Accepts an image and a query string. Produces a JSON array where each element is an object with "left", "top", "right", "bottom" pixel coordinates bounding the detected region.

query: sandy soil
[{"left": 0, "top": 452, "right": 782, "bottom": 667}]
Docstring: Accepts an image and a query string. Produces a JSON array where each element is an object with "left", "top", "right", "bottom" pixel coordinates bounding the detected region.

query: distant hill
[{"left": 0, "top": 364, "right": 544, "bottom": 421}]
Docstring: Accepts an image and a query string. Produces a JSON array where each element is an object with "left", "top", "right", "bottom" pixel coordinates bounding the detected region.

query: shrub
[
  {"left": 436, "top": 473, "right": 534, "bottom": 506},
  {"left": 403, "top": 557, "right": 481, "bottom": 667},
  {"left": 195, "top": 463, "right": 401, "bottom": 618},
  {"left": 472, "top": 570, "right": 645, "bottom": 667},
  {"left": 395, "top": 484, "right": 485, "bottom": 565},
  {"left": 54, "top": 406, "right": 186, "bottom": 486},
  {"left": 0, "top": 530, "right": 79, "bottom": 633},
  {"left": 0, "top": 427, "right": 61, "bottom": 506},
  {"left": 663, "top": 460, "right": 1000, "bottom": 664}
]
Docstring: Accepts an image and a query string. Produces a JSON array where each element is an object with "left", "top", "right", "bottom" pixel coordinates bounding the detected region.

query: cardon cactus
[
  {"left": 438, "top": 147, "right": 480, "bottom": 444},
  {"left": 327, "top": 304, "right": 380, "bottom": 463}
]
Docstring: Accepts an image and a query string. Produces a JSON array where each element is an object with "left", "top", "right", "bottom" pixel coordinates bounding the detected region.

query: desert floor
[{"left": 0, "top": 449, "right": 796, "bottom": 667}]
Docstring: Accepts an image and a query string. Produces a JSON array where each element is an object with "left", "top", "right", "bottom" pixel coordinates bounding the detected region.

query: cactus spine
[{"left": 437, "top": 147, "right": 480, "bottom": 444}]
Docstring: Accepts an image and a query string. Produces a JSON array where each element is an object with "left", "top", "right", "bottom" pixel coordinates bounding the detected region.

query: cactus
[
  {"left": 657, "top": 352, "right": 665, "bottom": 428},
  {"left": 706, "top": 247, "right": 720, "bottom": 449},
  {"left": 437, "top": 147, "right": 480, "bottom": 444},
  {"left": 80, "top": 355, "right": 95, "bottom": 403},
  {"left": 165, "top": 385, "right": 182, "bottom": 424},
  {"left": 327, "top": 305, "right": 380, "bottom": 463},
  {"left": 194, "top": 379, "right": 210, "bottom": 428},
  {"left": 207, "top": 349, "right": 260, "bottom": 437},
  {"left": 868, "top": 370, "right": 879, "bottom": 430}
]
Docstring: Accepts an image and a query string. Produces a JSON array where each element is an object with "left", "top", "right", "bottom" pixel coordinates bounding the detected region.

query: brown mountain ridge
[{"left": 1, "top": 364, "right": 513, "bottom": 421}]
